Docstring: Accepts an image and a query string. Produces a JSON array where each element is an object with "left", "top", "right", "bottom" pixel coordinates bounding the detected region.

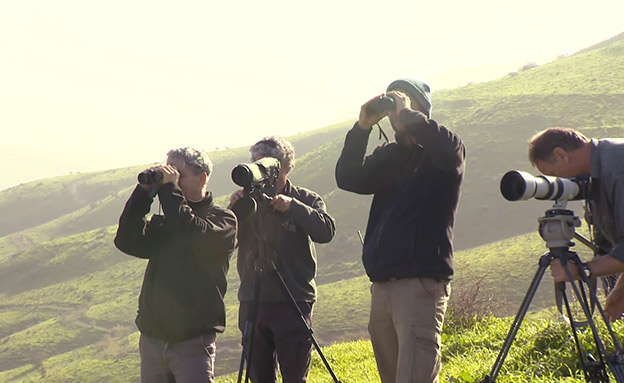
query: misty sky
[{"left": 1, "top": 0, "right": 623, "bottom": 191}]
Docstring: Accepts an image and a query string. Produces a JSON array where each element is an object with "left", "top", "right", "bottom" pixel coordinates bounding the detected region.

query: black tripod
[
  {"left": 236, "top": 196, "right": 342, "bottom": 383},
  {"left": 482, "top": 202, "right": 624, "bottom": 382}
]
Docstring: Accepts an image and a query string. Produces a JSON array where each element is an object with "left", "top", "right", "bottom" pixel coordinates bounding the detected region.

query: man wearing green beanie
[{"left": 335, "top": 78, "right": 465, "bottom": 383}]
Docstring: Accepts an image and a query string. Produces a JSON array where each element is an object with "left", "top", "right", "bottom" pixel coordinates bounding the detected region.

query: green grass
[
  {"left": 0, "top": 332, "right": 141, "bottom": 383},
  {"left": 4, "top": 315, "right": 621, "bottom": 382},
  {"left": 216, "top": 315, "right": 624, "bottom": 383},
  {"left": 437, "top": 39, "right": 624, "bottom": 100}
]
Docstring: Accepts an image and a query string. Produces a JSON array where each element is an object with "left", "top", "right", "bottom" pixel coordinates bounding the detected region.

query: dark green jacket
[
  {"left": 114, "top": 183, "right": 237, "bottom": 342},
  {"left": 237, "top": 181, "right": 335, "bottom": 303}
]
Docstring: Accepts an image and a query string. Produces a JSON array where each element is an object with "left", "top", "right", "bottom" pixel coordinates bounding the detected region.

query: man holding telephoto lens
[
  {"left": 230, "top": 136, "right": 336, "bottom": 383},
  {"left": 114, "top": 147, "right": 238, "bottom": 383},
  {"left": 335, "top": 78, "right": 466, "bottom": 383},
  {"left": 529, "top": 127, "right": 624, "bottom": 322}
]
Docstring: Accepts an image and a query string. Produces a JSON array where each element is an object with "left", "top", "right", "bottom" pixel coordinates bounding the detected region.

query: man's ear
[
  {"left": 200, "top": 172, "right": 208, "bottom": 187},
  {"left": 553, "top": 147, "right": 570, "bottom": 163}
]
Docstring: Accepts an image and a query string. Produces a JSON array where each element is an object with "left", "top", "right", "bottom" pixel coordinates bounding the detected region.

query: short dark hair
[
  {"left": 167, "top": 147, "right": 213, "bottom": 178},
  {"left": 528, "top": 127, "right": 590, "bottom": 165}
]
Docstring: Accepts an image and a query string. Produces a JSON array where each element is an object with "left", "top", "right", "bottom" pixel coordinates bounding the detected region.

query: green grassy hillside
[
  {"left": 1, "top": 32, "right": 624, "bottom": 381},
  {"left": 0, "top": 224, "right": 600, "bottom": 379},
  {"left": 4, "top": 313, "right": 621, "bottom": 382}
]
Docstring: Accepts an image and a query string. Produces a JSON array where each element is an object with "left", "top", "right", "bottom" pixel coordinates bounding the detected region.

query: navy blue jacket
[{"left": 335, "top": 109, "right": 465, "bottom": 281}]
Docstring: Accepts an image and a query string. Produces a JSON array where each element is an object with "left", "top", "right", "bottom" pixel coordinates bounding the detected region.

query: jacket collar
[{"left": 188, "top": 191, "right": 214, "bottom": 209}]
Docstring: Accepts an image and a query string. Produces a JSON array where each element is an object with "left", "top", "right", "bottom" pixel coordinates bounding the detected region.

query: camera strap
[{"left": 375, "top": 123, "right": 390, "bottom": 144}]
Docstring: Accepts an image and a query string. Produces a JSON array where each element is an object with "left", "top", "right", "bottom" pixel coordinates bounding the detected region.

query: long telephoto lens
[
  {"left": 231, "top": 157, "right": 281, "bottom": 188},
  {"left": 231, "top": 164, "right": 257, "bottom": 187},
  {"left": 500, "top": 170, "right": 582, "bottom": 201}
]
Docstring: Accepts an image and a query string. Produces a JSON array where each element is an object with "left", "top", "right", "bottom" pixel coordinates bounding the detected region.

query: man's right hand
[
  {"left": 358, "top": 94, "right": 388, "bottom": 131},
  {"left": 229, "top": 189, "right": 245, "bottom": 209},
  {"left": 606, "top": 284, "right": 624, "bottom": 322}
]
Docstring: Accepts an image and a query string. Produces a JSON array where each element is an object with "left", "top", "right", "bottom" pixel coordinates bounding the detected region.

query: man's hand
[
  {"left": 550, "top": 259, "right": 582, "bottom": 282},
  {"left": 271, "top": 194, "right": 293, "bottom": 212},
  {"left": 358, "top": 94, "right": 389, "bottom": 131},
  {"left": 606, "top": 285, "right": 624, "bottom": 322},
  {"left": 160, "top": 165, "right": 180, "bottom": 185},
  {"left": 387, "top": 90, "right": 411, "bottom": 114},
  {"left": 229, "top": 189, "right": 245, "bottom": 209},
  {"left": 386, "top": 90, "right": 411, "bottom": 135}
]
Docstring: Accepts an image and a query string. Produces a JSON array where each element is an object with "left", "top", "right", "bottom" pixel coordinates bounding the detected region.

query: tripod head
[
  {"left": 538, "top": 200, "right": 582, "bottom": 250},
  {"left": 538, "top": 199, "right": 603, "bottom": 332}
]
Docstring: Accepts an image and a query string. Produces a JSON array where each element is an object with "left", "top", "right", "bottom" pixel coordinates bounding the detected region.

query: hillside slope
[{"left": 1, "top": 32, "right": 624, "bottom": 381}]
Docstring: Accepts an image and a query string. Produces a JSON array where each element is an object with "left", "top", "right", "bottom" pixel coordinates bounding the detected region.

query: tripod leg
[
  {"left": 268, "top": 260, "right": 342, "bottom": 383},
  {"left": 559, "top": 251, "right": 624, "bottom": 383},
  {"left": 237, "top": 261, "right": 263, "bottom": 383},
  {"left": 237, "top": 318, "right": 253, "bottom": 383},
  {"left": 482, "top": 252, "right": 553, "bottom": 383},
  {"left": 558, "top": 281, "right": 610, "bottom": 382}
]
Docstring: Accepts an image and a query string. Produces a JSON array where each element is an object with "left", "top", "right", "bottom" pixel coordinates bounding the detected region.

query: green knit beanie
[{"left": 387, "top": 78, "right": 432, "bottom": 118}]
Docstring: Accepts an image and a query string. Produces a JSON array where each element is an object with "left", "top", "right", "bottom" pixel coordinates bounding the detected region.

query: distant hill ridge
[{"left": 1, "top": 31, "right": 623, "bottom": 381}]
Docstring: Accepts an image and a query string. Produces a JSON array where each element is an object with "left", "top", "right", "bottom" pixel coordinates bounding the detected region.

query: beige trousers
[{"left": 368, "top": 278, "right": 451, "bottom": 383}]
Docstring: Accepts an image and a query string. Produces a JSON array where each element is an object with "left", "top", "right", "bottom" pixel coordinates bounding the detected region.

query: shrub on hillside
[
  {"left": 446, "top": 270, "right": 494, "bottom": 327},
  {"left": 519, "top": 61, "right": 539, "bottom": 72}
]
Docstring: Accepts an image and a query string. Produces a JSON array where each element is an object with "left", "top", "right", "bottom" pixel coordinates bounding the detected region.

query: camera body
[
  {"left": 368, "top": 95, "right": 396, "bottom": 114},
  {"left": 138, "top": 169, "right": 164, "bottom": 185}
]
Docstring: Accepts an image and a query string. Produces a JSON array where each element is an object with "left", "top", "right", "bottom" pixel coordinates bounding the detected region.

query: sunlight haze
[{"left": 1, "top": 0, "right": 623, "bottom": 191}]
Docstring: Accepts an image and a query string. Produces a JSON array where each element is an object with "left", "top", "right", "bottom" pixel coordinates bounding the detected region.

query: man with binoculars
[
  {"left": 529, "top": 127, "right": 624, "bottom": 322},
  {"left": 336, "top": 78, "right": 466, "bottom": 383},
  {"left": 114, "top": 147, "right": 238, "bottom": 383}
]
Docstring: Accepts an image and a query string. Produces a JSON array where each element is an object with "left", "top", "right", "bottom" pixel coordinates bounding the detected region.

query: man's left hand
[
  {"left": 271, "top": 195, "right": 293, "bottom": 212},
  {"left": 386, "top": 91, "right": 410, "bottom": 134},
  {"left": 160, "top": 165, "right": 180, "bottom": 185},
  {"left": 550, "top": 259, "right": 582, "bottom": 282},
  {"left": 387, "top": 90, "right": 411, "bottom": 114}
]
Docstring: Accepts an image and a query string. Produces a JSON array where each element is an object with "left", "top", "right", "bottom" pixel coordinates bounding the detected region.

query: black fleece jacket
[
  {"left": 335, "top": 109, "right": 465, "bottom": 282},
  {"left": 114, "top": 183, "right": 238, "bottom": 342}
]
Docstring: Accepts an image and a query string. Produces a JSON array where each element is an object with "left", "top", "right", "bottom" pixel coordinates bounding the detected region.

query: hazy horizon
[{"left": 2, "top": 0, "right": 623, "bottom": 191}]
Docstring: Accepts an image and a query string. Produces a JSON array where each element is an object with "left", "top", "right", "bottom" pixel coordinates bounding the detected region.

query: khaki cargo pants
[{"left": 369, "top": 277, "right": 451, "bottom": 383}]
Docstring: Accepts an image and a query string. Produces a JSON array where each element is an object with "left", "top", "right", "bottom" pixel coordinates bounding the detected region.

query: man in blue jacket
[
  {"left": 335, "top": 78, "right": 465, "bottom": 383},
  {"left": 530, "top": 128, "right": 624, "bottom": 322}
]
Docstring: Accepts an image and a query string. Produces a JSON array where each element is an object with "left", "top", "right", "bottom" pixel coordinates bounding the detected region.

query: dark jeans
[
  {"left": 139, "top": 332, "right": 216, "bottom": 383},
  {"left": 239, "top": 301, "right": 314, "bottom": 383}
]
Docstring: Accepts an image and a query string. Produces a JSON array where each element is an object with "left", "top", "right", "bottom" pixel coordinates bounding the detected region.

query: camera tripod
[
  {"left": 236, "top": 198, "right": 342, "bottom": 383},
  {"left": 482, "top": 202, "right": 624, "bottom": 382}
]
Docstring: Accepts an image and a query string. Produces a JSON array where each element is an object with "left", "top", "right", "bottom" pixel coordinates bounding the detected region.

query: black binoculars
[
  {"left": 138, "top": 169, "right": 164, "bottom": 185},
  {"left": 368, "top": 95, "right": 396, "bottom": 114}
]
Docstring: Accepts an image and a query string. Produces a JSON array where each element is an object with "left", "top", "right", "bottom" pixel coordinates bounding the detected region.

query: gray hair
[
  {"left": 166, "top": 147, "right": 213, "bottom": 178},
  {"left": 250, "top": 136, "right": 295, "bottom": 172}
]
